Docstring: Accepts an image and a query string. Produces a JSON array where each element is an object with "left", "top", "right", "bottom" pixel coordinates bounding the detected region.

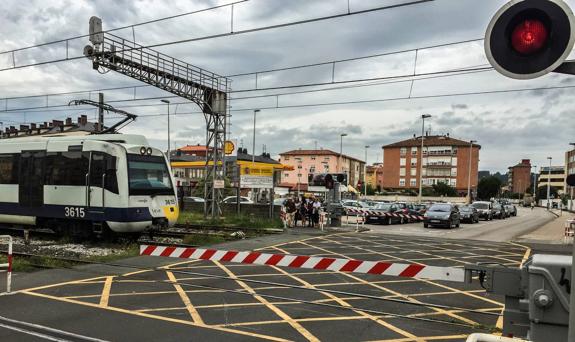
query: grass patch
[{"left": 178, "top": 212, "right": 283, "bottom": 229}]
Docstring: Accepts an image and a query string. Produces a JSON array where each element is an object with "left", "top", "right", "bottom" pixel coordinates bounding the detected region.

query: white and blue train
[{"left": 0, "top": 134, "right": 178, "bottom": 236}]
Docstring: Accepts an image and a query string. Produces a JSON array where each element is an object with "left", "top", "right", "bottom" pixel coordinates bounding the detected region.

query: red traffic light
[
  {"left": 511, "top": 19, "right": 549, "bottom": 55},
  {"left": 485, "top": 0, "right": 575, "bottom": 79}
]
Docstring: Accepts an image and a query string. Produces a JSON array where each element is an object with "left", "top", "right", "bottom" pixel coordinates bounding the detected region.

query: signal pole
[{"left": 418, "top": 114, "right": 431, "bottom": 203}]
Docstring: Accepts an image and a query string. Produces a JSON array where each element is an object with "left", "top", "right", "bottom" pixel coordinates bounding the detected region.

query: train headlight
[
  {"left": 140, "top": 146, "right": 147, "bottom": 155},
  {"left": 146, "top": 147, "right": 153, "bottom": 155}
]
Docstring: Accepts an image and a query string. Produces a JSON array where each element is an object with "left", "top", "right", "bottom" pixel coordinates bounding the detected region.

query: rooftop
[
  {"left": 382, "top": 135, "right": 481, "bottom": 149},
  {"left": 280, "top": 149, "right": 363, "bottom": 163}
]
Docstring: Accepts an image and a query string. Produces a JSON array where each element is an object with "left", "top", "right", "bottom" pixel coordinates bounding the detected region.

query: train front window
[{"left": 128, "top": 154, "right": 173, "bottom": 196}]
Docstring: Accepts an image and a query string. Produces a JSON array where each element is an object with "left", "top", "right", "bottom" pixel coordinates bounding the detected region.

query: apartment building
[
  {"left": 539, "top": 165, "right": 566, "bottom": 195},
  {"left": 366, "top": 163, "right": 384, "bottom": 190},
  {"left": 381, "top": 135, "right": 480, "bottom": 194},
  {"left": 508, "top": 159, "right": 532, "bottom": 193},
  {"left": 567, "top": 148, "right": 575, "bottom": 197},
  {"left": 278, "top": 149, "right": 365, "bottom": 189}
]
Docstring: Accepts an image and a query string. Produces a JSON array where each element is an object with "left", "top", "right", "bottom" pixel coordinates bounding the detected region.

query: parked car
[
  {"left": 183, "top": 196, "right": 205, "bottom": 203},
  {"left": 504, "top": 203, "right": 517, "bottom": 217},
  {"left": 423, "top": 203, "right": 461, "bottom": 228},
  {"left": 365, "top": 203, "right": 403, "bottom": 225},
  {"left": 222, "top": 196, "right": 254, "bottom": 204},
  {"left": 342, "top": 200, "right": 370, "bottom": 211},
  {"left": 492, "top": 203, "right": 506, "bottom": 219},
  {"left": 273, "top": 198, "right": 287, "bottom": 206},
  {"left": 471, "top": 201, "right": 493, "bottom": 221},
  {"left": 458, "top": 205, "right": 479, "bottom": 223}
]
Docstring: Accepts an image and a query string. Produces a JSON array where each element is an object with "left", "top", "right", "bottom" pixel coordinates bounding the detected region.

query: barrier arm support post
[{"left": 0, "top": 235, "right": 13, "bottom": 293}]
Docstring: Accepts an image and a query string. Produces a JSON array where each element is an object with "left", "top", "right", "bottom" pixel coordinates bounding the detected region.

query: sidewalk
[{"left": 517, "top": 210, "right": 575, "bottom": 244}]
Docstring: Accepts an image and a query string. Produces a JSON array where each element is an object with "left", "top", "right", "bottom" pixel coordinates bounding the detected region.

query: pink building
[{"left": 278, "top": 149, "right": 365, "bottom": 189}]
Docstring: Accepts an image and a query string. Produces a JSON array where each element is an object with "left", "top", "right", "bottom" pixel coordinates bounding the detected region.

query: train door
[
  {"left": 19, "top": 151, "right": 45, "bottom": 207},
  {"left": 88, "top": 152, "right": 105, "bottom": 218}
]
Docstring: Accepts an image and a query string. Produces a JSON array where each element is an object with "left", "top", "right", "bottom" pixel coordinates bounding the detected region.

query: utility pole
[
  {"left": 418, "top": 114, "right": 431, "bottom": 203},
  {"left": 0, "top": 122, "right": 3, "bottom": 139},
  {"left": 98, "top": 93, "right": 104, "bottom": 132},
  {"left": 252, "top": 109, "right": 260, "bottom": 165},
  {"left": 532, "top": 165, "right": 537, "bottom": 200},
  {"left": 339, "top": 133, "right": 347, "bottom": 173},
  {"left": 467, "top": 140, "right": 477, "bottom": 204},
  {"left": 161, "top": 99, "right": 170, "bottom": 163},
  {"left": 547, "top": 157, "right": 552, "bottom": 210},
  {"left": 364, "top": 145, "right": 369, "bottom": 197}
]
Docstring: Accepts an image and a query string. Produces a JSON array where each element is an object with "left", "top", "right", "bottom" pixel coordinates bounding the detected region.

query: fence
[{"left": 181, "top": 202, "right": 283, "bottom": 219}]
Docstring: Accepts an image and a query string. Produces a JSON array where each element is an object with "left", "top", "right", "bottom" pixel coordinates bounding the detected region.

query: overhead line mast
[{"left": 83, "top": 16, "right": 229, "bottom": 218}]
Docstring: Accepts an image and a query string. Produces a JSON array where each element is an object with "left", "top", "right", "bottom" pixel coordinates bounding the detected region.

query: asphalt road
[
  {"left": 0, "top": 223, "right": 536, "bottom": 342},
  {"left": 359, "top": 207, "right": 555, "bottom": 242}
]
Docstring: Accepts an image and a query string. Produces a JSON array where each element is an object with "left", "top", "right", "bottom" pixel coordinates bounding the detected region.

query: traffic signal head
[
  {"left": 485, "top": 0, "right": 575, "bottom": 79},
  {"left": 325, "top": 174, "right": 335, "bottom": 189}
]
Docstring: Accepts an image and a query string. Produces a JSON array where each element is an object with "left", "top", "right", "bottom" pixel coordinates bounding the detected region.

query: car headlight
[{"left": 443, "top": 215, "right": 451, "bottom": 220}]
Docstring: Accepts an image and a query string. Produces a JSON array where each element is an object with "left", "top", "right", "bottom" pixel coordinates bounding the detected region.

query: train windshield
[{"left": 128, "top": 154, "right": 173, "bottom": 196}]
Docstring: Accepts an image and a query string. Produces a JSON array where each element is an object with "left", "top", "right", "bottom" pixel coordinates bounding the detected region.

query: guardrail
[{"left": 0, "top": 235, "right": 12, "bottom": 293}]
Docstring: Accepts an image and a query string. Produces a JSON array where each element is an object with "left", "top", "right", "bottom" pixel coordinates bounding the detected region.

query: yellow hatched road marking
[
  {"left": 295, "top": 241, "right": 481, "bottom": 326},
  {"left": 270, "top": 247, "right": 422, "bottom": 341},
  {"left": 213, "top": 260, "right": 320, "bottom": 342},
  {"left": 166, "top": 271, "right": 204, "bottom": 324},
  {"left": 372, "top": 334, "right": 469, "bottom": 341},
  {"left": 99, "top": 276, "right": 114, "bottom": 307},
  {"left": 321, "top": 236, "right": 504, "bottom": 308},
  {"left": 22, "top": 290, "right": 288, "bottom": 342}
]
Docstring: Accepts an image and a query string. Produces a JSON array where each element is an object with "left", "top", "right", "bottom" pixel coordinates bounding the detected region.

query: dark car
[
  {"left": 459, "top": 205, "right": 479, "bottom": 223},
  {"left": 365, "top": 203, "right": 403, "bottom": 225},
  {"left": 471, "top": 201, "right": 493, "bottom": 221},
  {"left": 492, "top": 203, "right": 505, "bottom": 219},
  {"left": 423, "top": 203, "right": 460, "bottom": 228}
]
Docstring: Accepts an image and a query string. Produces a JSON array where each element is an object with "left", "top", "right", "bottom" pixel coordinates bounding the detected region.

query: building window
[
  {"left": 399, "top": 168, "right": 406, "bottom": 176},
  {"left": 309, "top": 166, "right": 315, "bottom": 173},
  {"left": 410, "top": 179, "right": 417, "bottom": 187},
  {"left": 410, "top": 161, "right": 417, "bottom": 167},
  {"left": 450, "top": 179, "right": 457, "bottom": 187},
  {"left": 451, "top": 169, "right": 457, "bottom": 177},
  {"left": 284, "top": 156, "right": 290, "bottom": 161},
  {"left": 399, "top": 178, "right": 405, "bottom": 187},
  {"left": 410, "top": 168, "right": 417, "bottom": 176},
  {"left": 400, "top": 158, "right": 406, "bottom": 166},
  {"left": 400, "top": 147, "right": 407, "bottom": 156},
  {"left": 311, "top": 157, "right": 316, "bottom": 160},
  {"left": 452, "top": 157, "right": 457, "bottom": 166},
  {"left": 284, "top": 173, "right": 289, "bottom": 178},
  {"left": 324, "top": 157, "right": 330, "bottom": 161},
  {"left": 411, "top": 147, "right": 417, "bottom": 155}
]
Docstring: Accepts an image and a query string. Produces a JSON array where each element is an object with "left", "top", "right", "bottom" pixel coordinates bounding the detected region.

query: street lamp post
[
  {"left": 418, "top": 114, "right": 431, "bottom": 203},
  {"left": 252, "top": 109, "right": 260, "bottom": 165},
  {"left": 161, "top": 100, "right": 170, "bottom": 163},
  {"left": 467, "top": 140, "right": 477, "bottom": 204},
  {"left": 364, "top": 145, "right": 370, "bottom": 197},
  {"left": 546, "top": 157, "right": 552, "bottom": 210},
  {"left": 339, "top": 133, "right": 347, "bottom": 173},
  {"left": 532, "top": 165, "right": 537, "bottom": 200}
]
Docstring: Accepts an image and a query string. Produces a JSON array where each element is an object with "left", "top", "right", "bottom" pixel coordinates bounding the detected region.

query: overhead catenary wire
[
  {"left": 0, "top": 65, "right": 493, "bottom": 115},
  {"left": 0, "top": 0, "right": 432, "bottom": 73}
]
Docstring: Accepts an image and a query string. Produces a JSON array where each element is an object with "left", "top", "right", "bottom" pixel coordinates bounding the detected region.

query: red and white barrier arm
[
  {"left": 0, "top": 235, "right": 13, "bottom": 293},
  {"left": 346, "top": 208, "right": 425, "bottom": 221},
  {"left": 140, "top": 244, "right": 465, "bottom": 282}
]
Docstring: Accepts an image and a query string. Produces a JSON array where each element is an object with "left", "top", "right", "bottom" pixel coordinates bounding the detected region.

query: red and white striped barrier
[
  {"left": 0, "top": 235, "right": 12, "bottom": 293},
  {"left": 140, "top": 244, "right": 464, "bottom": 282},
  {"left": 346, "top": 208, "right": 424, "bottom": 221}
]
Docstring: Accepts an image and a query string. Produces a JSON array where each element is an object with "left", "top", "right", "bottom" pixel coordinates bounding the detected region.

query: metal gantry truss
[{"left": 84, "top": 17, "right": 229, "bottom": 218}]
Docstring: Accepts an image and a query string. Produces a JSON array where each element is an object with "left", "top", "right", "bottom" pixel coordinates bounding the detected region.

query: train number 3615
[{"left": 64, "top": 207, "right": 86, "bottom": 218}]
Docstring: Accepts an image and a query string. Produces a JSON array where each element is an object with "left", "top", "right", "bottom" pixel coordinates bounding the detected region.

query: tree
[
  {"left": 477, "top": 176, "right": 502, "bottom": 200},
  {"left": 431, "top": 182, "right": 458, "bottom": 197},
  {"left": 536, "top": 185, "right": 558, "bottom": 200},
  {"left": 365, "top": 184, "right": 376, "bottom": 196}
]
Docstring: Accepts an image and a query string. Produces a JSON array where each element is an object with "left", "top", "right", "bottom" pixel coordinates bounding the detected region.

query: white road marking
[{"left": 0, "top": 315, "right": 109, "bottom": 342}]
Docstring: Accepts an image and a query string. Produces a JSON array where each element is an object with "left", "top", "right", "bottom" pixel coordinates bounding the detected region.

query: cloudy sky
[{"left": 0, "top": 0, "right": 574, "bottom": 173}]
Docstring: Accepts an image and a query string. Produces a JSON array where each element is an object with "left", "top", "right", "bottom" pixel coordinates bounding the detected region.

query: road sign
[
  {"left": 240, "top": 175, "right": 273, "bottom": 189},
  {"left": 213, "top": 180, "right": 225, "bottom": 189}
]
